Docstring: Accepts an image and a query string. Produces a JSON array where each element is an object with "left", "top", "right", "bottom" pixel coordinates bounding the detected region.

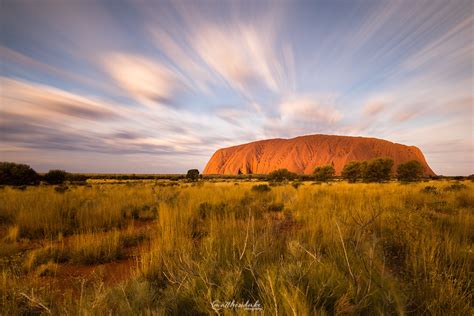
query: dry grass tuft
[{"left": 0, "top": 180, "right": 472, "bottom": 314}]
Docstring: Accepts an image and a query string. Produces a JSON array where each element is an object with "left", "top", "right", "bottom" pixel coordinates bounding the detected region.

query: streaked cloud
[
  {"left": 362, "top": 96, "right": 390, "bottom": 117},
  {"left": 1, "top": 77, "right": 121, "bottom": 121},
  {"left": 280, "top": 96, "right": 342, "bottom": 124},
  {"left": 0, "top": 0, "right": 472, "bottom": 175},
  {"left": 102, "top": 53, "right": 180, "bottom": 107}
]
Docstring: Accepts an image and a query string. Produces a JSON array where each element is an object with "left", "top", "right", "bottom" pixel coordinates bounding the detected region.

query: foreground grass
[{"left": 0, "top": 180, "right": 472, "bottom": 315}]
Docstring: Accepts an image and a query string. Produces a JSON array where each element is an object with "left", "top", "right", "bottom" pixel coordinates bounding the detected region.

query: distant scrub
[
  {"left": 44, "top": 169, "right": 68, "bottom": 184},
  {"left": 267, "top": 168, "right": 297, "bottom": 182},
  {"left": 186, "top": 169, "right": 200, "bottom": 182},
  {"left": 0, "top": 162, "right": 39, "bottom": 186}
]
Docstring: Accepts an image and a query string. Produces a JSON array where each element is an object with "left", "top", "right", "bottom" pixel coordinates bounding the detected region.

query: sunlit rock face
[{"left": 203, "top": 134, "right": 435, "bottom": 176}]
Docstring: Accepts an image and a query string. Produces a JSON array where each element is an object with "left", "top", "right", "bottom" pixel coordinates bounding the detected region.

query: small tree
[
  {"left": 267, "top": 169, "right": 297, "bottom": 182},
  {"left": 313, "top": 165, "right": 335, "bottom": 182},
  {"left": 341, "top": 161, "right": 362, "bottom": 183},
  {"left": 0, "top": 162, "right": 39, "bottom": 186},
  {"left": 44, "top": 169, "right": 68, "bottom": 184},
  {"left": 186, "top": 169, "right": 200, "bottom": 182},
  {"left": 362, "top": 158, "right": 394, "bottom": 182},
  {"left": 396, "top": 160, "right": 424, "bottom": 182}
]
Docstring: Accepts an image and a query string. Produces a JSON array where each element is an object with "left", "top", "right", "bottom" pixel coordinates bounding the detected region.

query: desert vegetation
[
  {"left": 0, "top": 170, "right": 472, "bottom": 314},
  {"left": 313, "top": 165, "right": 335, "bottom": 182}
]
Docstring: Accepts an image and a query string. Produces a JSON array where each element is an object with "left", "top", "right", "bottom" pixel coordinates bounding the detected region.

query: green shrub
[
  {"left": 362, "top": 158, "right": 394, "bottom": 182},
  {"left": 313, "top": 165, "right": 335, "bottom": 182},
  {"left": 186, "top": 169, "right": 200, "bottom": 182},
  {"left": 251, "top": 184, "right": 271, "bottom": 192},
  {"left": 341, "top": 161, "right": 362, "bottom": 183},
  {"left": 292, "top": 181, "right": 302, "bottom": 189},
  {"left": 445, "top": 183, "right": 468, "bottom": 191},
  {"left": 267, "top": 169, "right": 297, "bottom": 182},
  {"left": 0, "top": 162, "right": 39, "bottom": 186},
  {"left": 268, "top": 202, "right": 284, "bottom": 212},
  {"left": 44, "top": 169, "right": 68, "bottom": 184},
  {"left": 396, "top": 160, "right": 424, "bottom": 182},
  {"left": 421, "top": 185, "right": 438, "bottom": 194}
]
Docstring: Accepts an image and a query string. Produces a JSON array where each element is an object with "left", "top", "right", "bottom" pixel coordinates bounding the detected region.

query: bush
[
  {"left": 397, "top": 160, "right": 424, "bottom": 182},
  {"left": 0, "top": 162, "right": 39, "bottom": 186},
  {"left": 54, "top": 185, "right": 69, "bottom": 193},
  {"left": 251, "top": 184, "right": 271, "bottom": 192},
  {"left": 268, "top": 202, "right": 284, "bottom": 212},
  {"left": 421, "top": 186, "right": 438, "bottom": 194},
  {"left": 44, "top": 169, "right": 68, "bottom": 184},
  {"left": 267, "top": 169, "right": 297, "bottom": 182},
  {"left": 25, "top": 246, "right": 69, "bottom": 271},
  {"left": 313, "top": 165, "right": 335, "bottom": 182},
  {"left": 66, "top": 173, "right": 88, "bottom": 182},
  {"left": 341, "top": 161, "right": 362, "bottom": 183},
  {"left": 186, "top": 169, "right": 200, "bottom": 182},
  {"left": 362, "top": 158, "right": 394, "bottom": 182},
  {"left": 445, "top": 183, "right": 468, "bottom": 191},
  {"left": 292, "top": 181, "right": 302, "bottom": 189},
  {"left": 70, "top": 231, "right": 123, "bottom": 265}
]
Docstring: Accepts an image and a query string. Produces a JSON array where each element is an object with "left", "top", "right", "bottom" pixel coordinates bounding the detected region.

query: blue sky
[{"left": 1, "top": 0, "right": 472, "bottom": 175}]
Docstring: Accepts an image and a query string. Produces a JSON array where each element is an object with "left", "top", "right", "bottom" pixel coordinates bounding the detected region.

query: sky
[{"left": 0, "top": 0, "right": 473, "bottom": 175}]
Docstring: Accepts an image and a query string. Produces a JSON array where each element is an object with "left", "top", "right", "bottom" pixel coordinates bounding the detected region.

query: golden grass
[{"left": 0, "top": 180, "right": 472, "bottom": 315}]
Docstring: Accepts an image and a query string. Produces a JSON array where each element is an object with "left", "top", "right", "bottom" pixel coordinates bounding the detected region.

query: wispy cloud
[
  {"left": 102, "top": 53, "right": 181, "bottom": 107},
  {"left": 280, "top": 96, "right": 342, "bottom": 124},
  {"left": 1, "top": 0, "right": 472, "bottom": 175},
  {"left": 362, "top": 96, "right": 391, "bottom": 117}
]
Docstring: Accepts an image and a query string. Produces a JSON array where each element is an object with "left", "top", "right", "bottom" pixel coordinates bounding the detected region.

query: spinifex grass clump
[
  {"left": 251, "top": 184, "right": 271, "bottom": 192},
  {"left": 69, "top": 231, "right": 124, "bottom": 265},
  {"left": 0, "top": 184, "right": 158, "bottom": 238},
  {"left": 445, "top": 182, "right": 468, "bottom": 191},
  {"left": 24, "top": 230, "right": 125, "bottom": 268},
  {"left": 0, "top": 180, "right": 472, "bottom": 315}
]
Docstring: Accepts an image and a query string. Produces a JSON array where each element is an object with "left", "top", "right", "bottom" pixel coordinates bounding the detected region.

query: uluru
[{"left": 203, "top": 134, "right": 435, "bottom": 176}]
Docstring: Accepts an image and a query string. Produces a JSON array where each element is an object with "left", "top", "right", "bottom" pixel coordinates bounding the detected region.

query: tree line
[
  {"left": 0, "top": 162, "right": 86, "bottom": 186},
  {"left": 1, "top": 160, "right": 471, "bottom": 186},
  {"left": 266, "top": 158, "right": 428, "bottom": 183}
]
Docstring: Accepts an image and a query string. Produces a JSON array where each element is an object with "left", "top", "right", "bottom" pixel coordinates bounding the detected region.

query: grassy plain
[{"left": 0, "top": 179, "right": 472, "bottom": 315}]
